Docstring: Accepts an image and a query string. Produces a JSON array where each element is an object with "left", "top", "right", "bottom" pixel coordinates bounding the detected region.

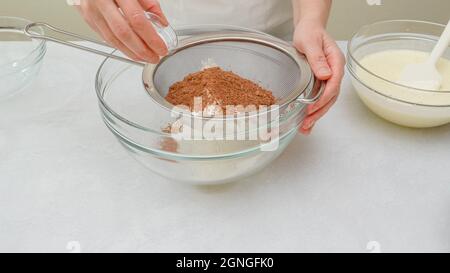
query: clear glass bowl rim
[
  {"left": 347, "top": 19, "right": 450, "bottom": 96},
  {"left": 95, "top": 46, "right": 308, "bottom": 137},
  {"left": 95, "top": 56, "right": 304, "bottom": 159},
  {"left": 0, "top": 16, "right": 46, "bottom": 70},
  {"left": 95, "top": 54, "right": 306, "bottom": 160}
]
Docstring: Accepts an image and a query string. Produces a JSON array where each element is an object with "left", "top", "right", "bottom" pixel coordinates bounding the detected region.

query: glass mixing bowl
[
  {"left": 347, "top": 20, "right": 450, "bottom": 128},
  {"left": 96, "top": 53, "right": 311, "bottom": 184},
  {"left": 95, "top": 27, "right": 317, "bottom": 185},
  {"left": 0, "top": 17, "right": 46, "bottom": 100}
]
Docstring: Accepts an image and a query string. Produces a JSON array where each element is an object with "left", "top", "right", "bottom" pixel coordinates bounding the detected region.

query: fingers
[
  {"left": 139, "top": 0, "right": 169, "bottom": 26},
  {"left": 299, "top": 125, "right": 314, "bottom": 135},
  {"left": 299, "top": 96, "right": 338, "bottom": 135},
  {"left": 97, "top": 0, "right": 159, "bottom": 63},
  {"left": 78, "top": 0, "right": 141, "bottom": 61},
  {"left": 296, "top": 35, "right": 332, "bottom": 80},
  {"left": 93, "top": 11, "right": 143, "bottom": 61},
  {"left": 116, "top": 0, "right": 168, "bottom": 56},
  {"left": 307, "top": 73, "right": 341, "bottom": 115},
  {"left": 75, "top": 0, "right": 177, "bottom": 63},
  {"left": 293, "top": 26, "right": 345, "bottom": 135},
  {"left": 307, "top": 39, "right": 345, "bottom": 115}
]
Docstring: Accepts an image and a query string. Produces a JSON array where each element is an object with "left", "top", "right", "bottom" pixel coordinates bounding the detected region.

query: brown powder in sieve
[{"left": 165, "top": 67, "right": 276, "bottom": 112}]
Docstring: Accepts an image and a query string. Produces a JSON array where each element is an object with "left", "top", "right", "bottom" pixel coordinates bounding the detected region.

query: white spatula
[{"left": 398, "top": 19, "right": 450, "bottom": 90}]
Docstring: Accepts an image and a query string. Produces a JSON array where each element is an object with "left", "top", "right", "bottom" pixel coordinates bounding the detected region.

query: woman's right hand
[{"left": 77, "top": 0, "right": 169, "bottom": 63}]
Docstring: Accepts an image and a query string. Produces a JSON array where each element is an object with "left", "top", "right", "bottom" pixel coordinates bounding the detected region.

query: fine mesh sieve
[
  {"left": 23, "top": 19, "right": 323, "bottom": 112},
  {"left": 143, "top": 27, "right": 324, "bottom": 113},
  {"left": 144, "top": 33, "right": 316, "bottom": 112}
]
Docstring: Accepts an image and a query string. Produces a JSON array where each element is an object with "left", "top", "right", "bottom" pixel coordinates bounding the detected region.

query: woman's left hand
[{"left": 293, "top": 19, "right": 345, "bottom": 135}]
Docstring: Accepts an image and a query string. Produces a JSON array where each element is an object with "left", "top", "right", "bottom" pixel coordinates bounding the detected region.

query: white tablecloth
[{"left": 0, "top": 42, "right": 449, "bottom": 253}]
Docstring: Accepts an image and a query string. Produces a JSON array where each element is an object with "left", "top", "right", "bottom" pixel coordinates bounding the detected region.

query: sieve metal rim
[{"left": 142, "top": 31, "right": 314, "bottom": 118}]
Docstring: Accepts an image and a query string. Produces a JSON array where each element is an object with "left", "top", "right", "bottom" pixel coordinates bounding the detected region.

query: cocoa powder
[{"left": 165, "top": 67, "right": 276, "bottom": 112}]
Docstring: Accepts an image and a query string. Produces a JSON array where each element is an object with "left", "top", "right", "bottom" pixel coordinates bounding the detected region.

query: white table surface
[{"left": 0, "top": 42, "right": 449, "bottom": 253}]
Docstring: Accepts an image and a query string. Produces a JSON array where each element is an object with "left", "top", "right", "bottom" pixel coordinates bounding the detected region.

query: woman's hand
[
  {"left": 293, "top": 19, "right": 345, "bottom": 135},
  {"left": 77, "top": 0, "right": 169, "bottom": 63}
]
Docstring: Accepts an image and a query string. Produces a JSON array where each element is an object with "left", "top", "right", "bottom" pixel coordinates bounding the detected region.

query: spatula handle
[{"left": 429, "top": 19, "right": 450, "bottom": 66}]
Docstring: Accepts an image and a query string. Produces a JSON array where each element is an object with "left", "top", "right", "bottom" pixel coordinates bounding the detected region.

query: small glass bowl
[
  {"left": 347, "top": 20, "right": 450, "bottom": 128},
  {"left": 0, "top": 17, "right": 46, "bottom": 100}
]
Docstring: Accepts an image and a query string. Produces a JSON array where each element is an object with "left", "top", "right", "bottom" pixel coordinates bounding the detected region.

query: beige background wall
[{"left": 1, "top": 0, "right": 449, "bottom": 40}]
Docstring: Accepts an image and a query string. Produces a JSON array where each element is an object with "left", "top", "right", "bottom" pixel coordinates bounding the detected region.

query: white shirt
[{"left": 160, "top": 0, "right": 294, "bottom": 39}]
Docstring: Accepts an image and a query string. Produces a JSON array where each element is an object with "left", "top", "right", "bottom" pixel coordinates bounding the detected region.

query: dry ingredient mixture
[
  {"left": 165, "top": 67, "right": 276, "bottom": 112},
  {"left": 160, "top": 67, "right": 275, "bottom": 156}
]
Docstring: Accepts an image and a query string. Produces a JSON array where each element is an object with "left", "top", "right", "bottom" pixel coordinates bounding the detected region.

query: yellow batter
[
  {"left": 352, "top": 49, "right": 450, "bottom": 128},
  {"left": 360, "top": 49, "right": 450, "bottom": 92}
]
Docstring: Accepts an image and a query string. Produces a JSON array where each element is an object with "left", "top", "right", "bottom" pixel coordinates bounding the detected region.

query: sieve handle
[
  {"left": 297, "top": 79, "right": 325, "bottom": 104},
  {"left": 24, "top": 22, "right": 145, "bottom": 67}
]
